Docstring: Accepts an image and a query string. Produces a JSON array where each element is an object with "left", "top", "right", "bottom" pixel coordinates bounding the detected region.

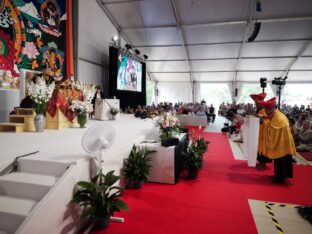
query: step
[
  {"left": 0, "top": 172, "right": 58, "bottom": 201},
  {"left": 0, "top": 123, "right": 25, "bottom": 133},
  {"left": 15, "top": 108, "right": 35, "bottom": 116},
  {"left": 0, "top": 196, "right": 37, "bottom": 234},
  {"left": 9, "top": 115, "right": 35, "bottom": 132},
  {"left": 9, "top": 115, "right": 26, "bottom": 124},
  {"left": 18, "top": 159, "right": 70, "bottom": 177}
]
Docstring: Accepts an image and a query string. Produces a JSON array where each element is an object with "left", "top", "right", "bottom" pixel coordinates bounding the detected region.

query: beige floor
[
  {"left": 249, "top": 199, "right": 312, "bottom": 234},
  {"left": 204, "top": 115, "right": 226, "bottom": 133}
]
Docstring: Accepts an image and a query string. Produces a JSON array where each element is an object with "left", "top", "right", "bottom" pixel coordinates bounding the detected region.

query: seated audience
[
  {"left": 230, "top": 113, "right": 244, "bottom": 142},
  {"left": 289, "top": 117, "right": 299, "bottom": 145},
  {"left": 296, "top": 120, "right": 312, "bottom": 152},
  {"left": 196, "top": 107, "right": 206, "bottom": 116},
  {"left": 134, "top": 105, "right": 143, "bottom": 118},
  {"left": 207, "top": 104, "right": 216, "bottom": 123}
]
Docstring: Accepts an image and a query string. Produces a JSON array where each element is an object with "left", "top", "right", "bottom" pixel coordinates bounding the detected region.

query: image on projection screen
[{"left": 117, "top": 53, "right": 142, "bottom": 92}]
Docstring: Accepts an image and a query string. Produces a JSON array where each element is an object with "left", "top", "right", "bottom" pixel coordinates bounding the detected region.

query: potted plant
[
  {"left": 190, "top": 134, "right": 210, "bottom": 168},
  {"left": 123, "top": 145, "right": 155, "bottom": 189},
  {"left": 110, "top": 107, "right": 119, "bottom": 120},
  {"left": 72, "top": 170, "right": 128, "bottom": 230},
  {"left": 183, "top": 145, "right": 202, "bottom": 179}
]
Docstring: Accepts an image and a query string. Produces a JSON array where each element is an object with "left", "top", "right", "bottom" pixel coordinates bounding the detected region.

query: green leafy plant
[
  {"left": 72, "top": 170, "right": 128, "bottom": 224},
  {"left": 123, "top": 145, "right": 156, "bottom": 188},
  {"left": 183, "top": 145, "right": 203, "bottom": 170},
  {"left": 193, "top": 137, "right": 210, "bottom": 157}
]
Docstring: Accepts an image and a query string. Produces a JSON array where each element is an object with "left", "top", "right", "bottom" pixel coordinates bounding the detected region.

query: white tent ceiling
[{"left": 98, "top": 0, "right": 312, "bottom": 83}]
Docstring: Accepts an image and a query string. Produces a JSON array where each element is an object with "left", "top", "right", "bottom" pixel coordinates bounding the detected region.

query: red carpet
[{"left": 92, "top": 127, "right": 312, "bottom": 234}]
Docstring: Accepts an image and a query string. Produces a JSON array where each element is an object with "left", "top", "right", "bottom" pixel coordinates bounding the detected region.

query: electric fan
[
  {"left": 82, "top": 124, "right": 116, "bottom": 170},
  {"left": 81, "top": 124, "right": 124, "bottom": 223}
]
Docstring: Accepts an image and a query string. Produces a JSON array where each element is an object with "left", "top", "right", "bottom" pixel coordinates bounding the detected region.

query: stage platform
[
  {"left": 0, "top": 114, "right": 157, "bottom": 174},
  {"left": 0, "top": 114, "right": 159, "bottom": 234}
]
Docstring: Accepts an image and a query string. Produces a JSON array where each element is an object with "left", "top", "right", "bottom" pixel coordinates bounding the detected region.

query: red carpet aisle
[{"left": 92, "top": 127, "right": 312, "bottom": 234}]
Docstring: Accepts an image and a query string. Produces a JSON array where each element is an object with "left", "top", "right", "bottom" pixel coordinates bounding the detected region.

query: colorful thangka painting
[{"left": 0, "top": 0, "right": 68, "bottom": 81}]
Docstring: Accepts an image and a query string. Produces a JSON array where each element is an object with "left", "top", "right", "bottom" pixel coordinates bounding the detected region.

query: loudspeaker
[
  {"left": 156, "top": 89, "right": 159, "bottom": 96},
  {"left": 247, "top": 22, "right": 261, "bottom": 42},
  {"left": 235, "top": 88, "right": 238, "bottom": 97}
]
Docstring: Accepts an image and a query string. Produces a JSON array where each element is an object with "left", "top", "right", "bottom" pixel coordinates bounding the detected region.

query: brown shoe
[{"left": 256, "top": 163, "right": 266, "bottom": 170}]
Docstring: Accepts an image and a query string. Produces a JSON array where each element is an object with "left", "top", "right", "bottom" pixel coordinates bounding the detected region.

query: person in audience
[
  {"left": 196, "top": 107, "right": 206, "bottom": 116},
  {"left": 230, "top": 112, "right": 244, "bottom": 142},
  {"left": 257, "top": 97, "right": 296, "bottom": 183},
  {"left": 140, "top": 106, "right": 148, "bottom": 119},
  {"left": 288, "top": 117, "right": 299, "bottom": 145},
  {"left": 134, "top": 105, "right": 143, "bottom": 118},
  {"left": 244, "top": 103, "right": 255, "bottom": 115},
  {"left": 296, "top": 120, "right": 312, "bottom": 152},
  {"left": 207, "top": 104, "right": 216, "bottom": 123},
  {"left": 237, "top": 104, "right": 245, "bottom": 116}
]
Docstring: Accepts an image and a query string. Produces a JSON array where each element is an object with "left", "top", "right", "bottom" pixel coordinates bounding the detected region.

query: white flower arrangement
[
  {"left": 27, "top": 79, "right": 55, "bottom": 104},
  {"left": 160, "top": 112, "right": 179, "bottom": 128},
  {"left": 73, "top": 81, "right": 96, "bottom": 103},
  {"left": 70, "top": 100, "right": 93, "bottom": 114},
  {"left": 157, "top": 112, "right": 181, "bottom": 138},
  {"left": 26, "top": 79, "right": 55, "bottom": 114}
]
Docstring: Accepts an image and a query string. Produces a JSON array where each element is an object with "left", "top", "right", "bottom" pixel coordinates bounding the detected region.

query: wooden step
[
  {"left": 15, "top": 108, "right": 35, "bottom": 116},
  {"left": 9, "top": 115, "right": 35, "bottom": 132},
  {"left": 0, "top": 123, "right": 25, "bottom": 133},
  {"left": 9, "top": 115, "right": 26, "bottom": 123}
]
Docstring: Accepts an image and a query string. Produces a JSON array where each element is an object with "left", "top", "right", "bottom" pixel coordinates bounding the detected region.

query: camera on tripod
[
  {"left": 272, "top": 77, "right": 287, "bottom": 86},
  {"left": 260, "top": 77, "right": 267, "bottom": 88}
]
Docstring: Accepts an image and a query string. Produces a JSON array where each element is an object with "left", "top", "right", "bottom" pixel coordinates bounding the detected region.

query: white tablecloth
[
  {"left": 178, "top": 115, "right": 207, "bottom": 126},
  {"left": 243, "top": 116, "right": 260, "bottom": 167},
  {"left": 140, "top": 133, "right": 186, "bottom": 184},
  {"left": 94, "top": 99, "right": 120, "bottom": 120}
]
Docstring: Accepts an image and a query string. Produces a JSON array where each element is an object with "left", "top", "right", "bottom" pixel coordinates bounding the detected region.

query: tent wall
[
  {"left": 156, "top": 82, "right": 192, "bottom": 104},
  {"left": 77, "top": 0, "right": 118, "bottom": 95}
]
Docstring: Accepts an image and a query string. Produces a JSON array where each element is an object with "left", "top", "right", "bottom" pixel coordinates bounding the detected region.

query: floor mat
[{"left": 249, "top": 199, "right": 312, "bottom": 234}]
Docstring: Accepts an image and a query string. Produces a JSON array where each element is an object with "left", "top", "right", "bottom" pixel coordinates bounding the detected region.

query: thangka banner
[{"left": 0, "top": 0, "right": 71, "bottom": 81}]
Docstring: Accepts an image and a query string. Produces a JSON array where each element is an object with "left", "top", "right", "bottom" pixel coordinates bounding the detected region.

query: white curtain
[
  {"left": 194, "top": 82, "right": 201, "bottom": 103},
  {"left": 157, "top": 82, "right": 192, "bottom": 104},
  {"left": 228, "top": 82, "right": 244, "bottom": 102}
]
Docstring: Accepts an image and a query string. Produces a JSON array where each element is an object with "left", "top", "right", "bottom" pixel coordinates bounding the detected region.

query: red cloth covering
[
  {"left": 257, "top": 97, "right": 276, "bottom": 109},
  {"left": 47, "top": 90, "right": 76, "bottom": 122},
  {"left": 250, "top": 92, "right": 267, "bottom": 102}
]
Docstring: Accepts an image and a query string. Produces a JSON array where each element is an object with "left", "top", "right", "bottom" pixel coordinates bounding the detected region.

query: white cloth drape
[
  {"left": 194, "top": 82, "right": 201, "bottom": 102},
  {"left": 157, "top": 82, "right": 192, "bottom": 103},
  {"left": 228, "top": 82, "right": 244, "bottom": 102}
]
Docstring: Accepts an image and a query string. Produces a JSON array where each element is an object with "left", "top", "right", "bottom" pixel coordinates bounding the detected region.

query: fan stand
[{"left": 97, "top": 140, "right": 124, "bottom": 223}]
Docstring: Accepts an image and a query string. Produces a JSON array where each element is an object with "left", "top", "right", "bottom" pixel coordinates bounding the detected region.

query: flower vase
[
  {"left": 77, "top": 113, "right": 87, "bottom": 128},
  {"left": 34, "top": 114, "right": 46, "bottom": 132}
]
